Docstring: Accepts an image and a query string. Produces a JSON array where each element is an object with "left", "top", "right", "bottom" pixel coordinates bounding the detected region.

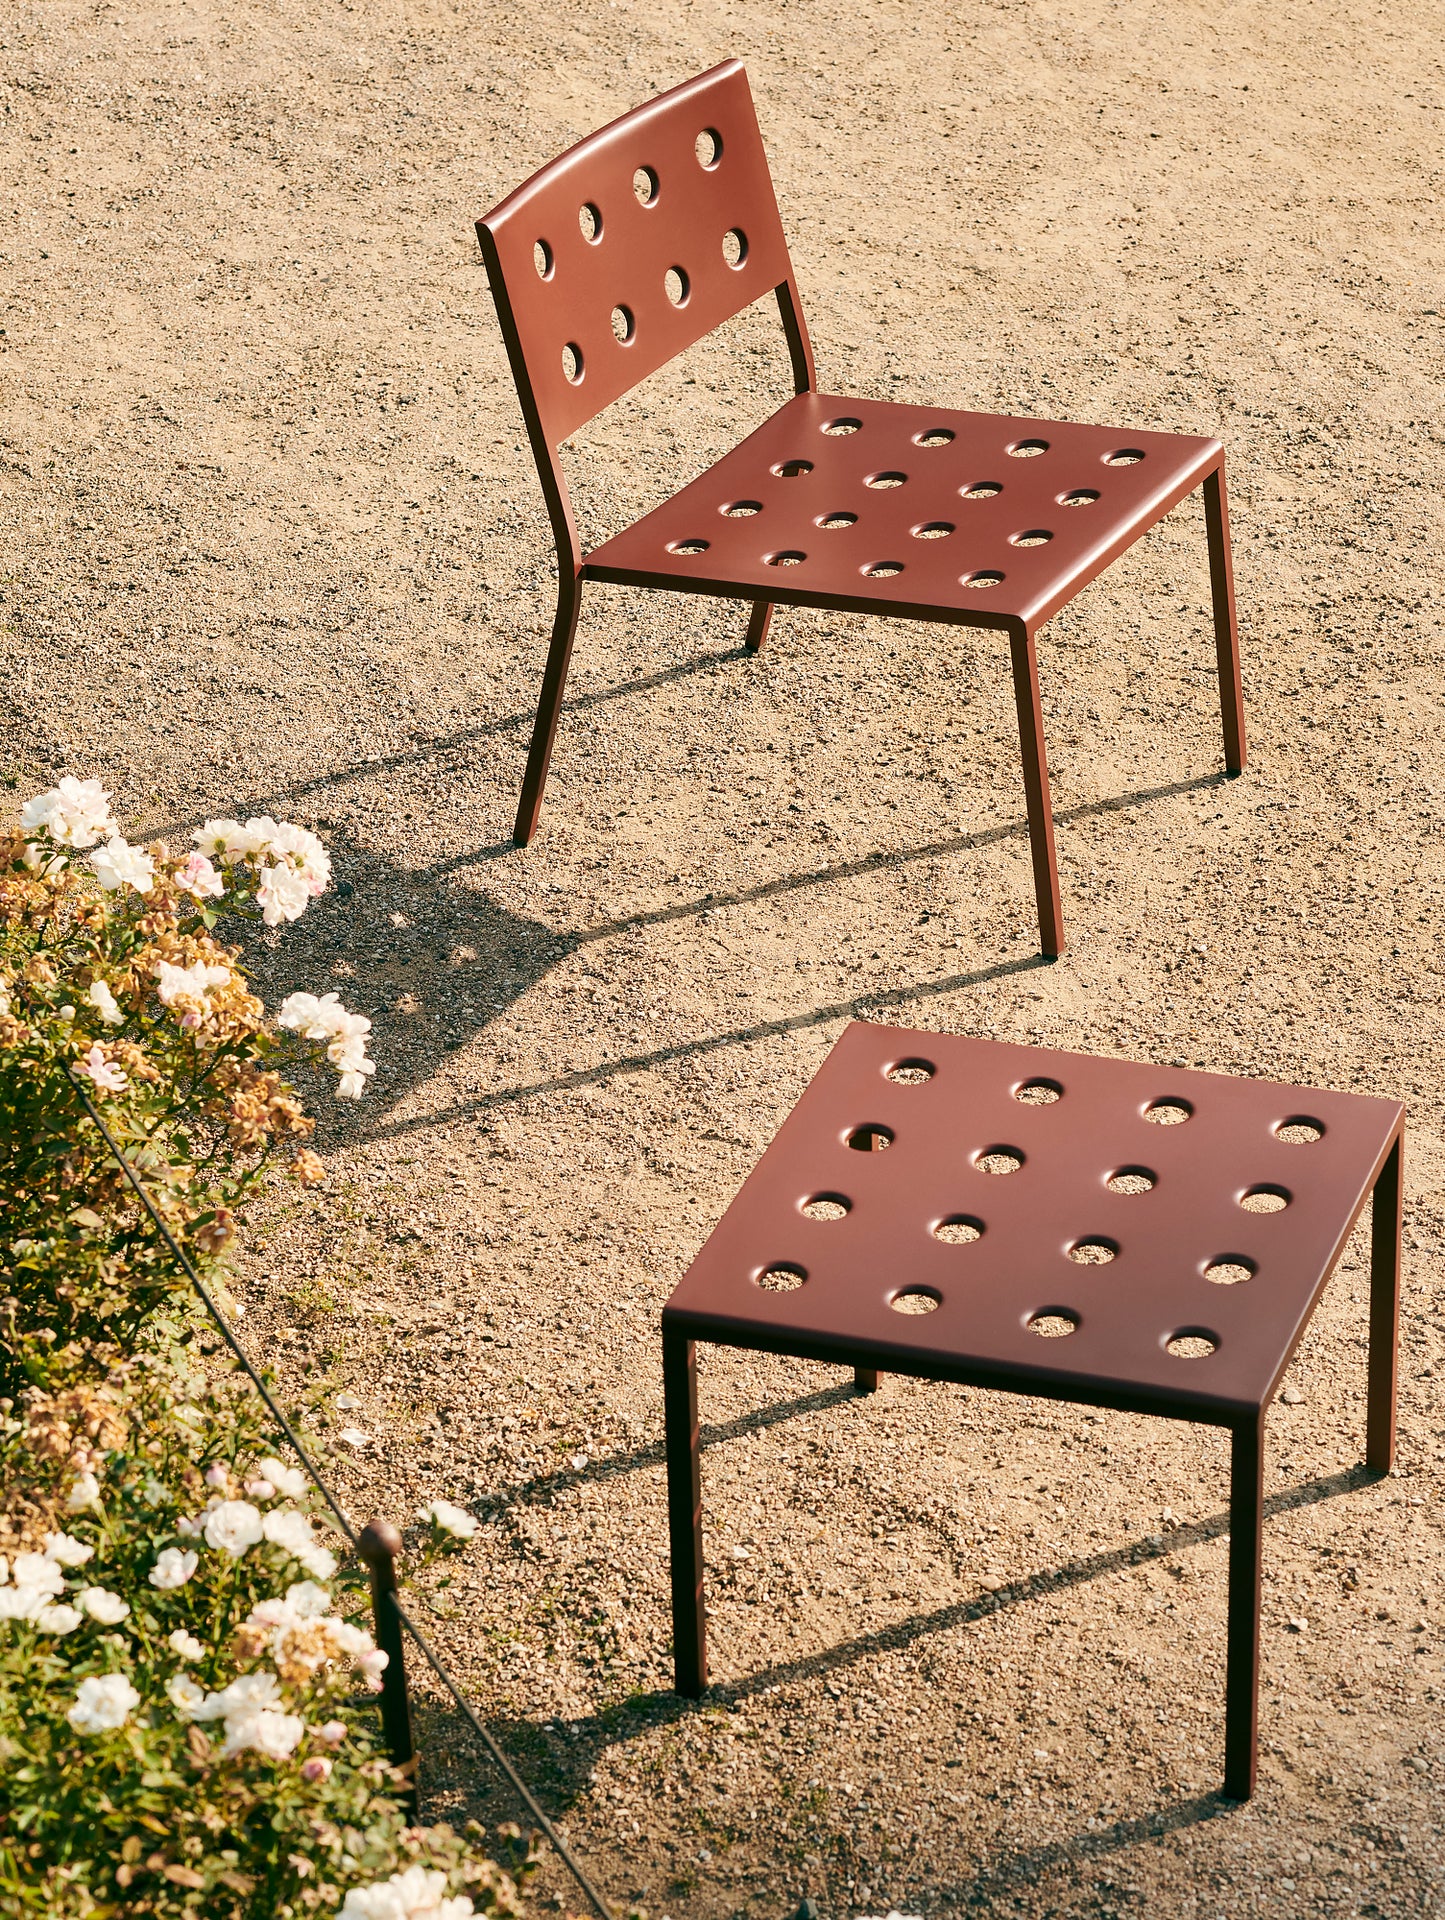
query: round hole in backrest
[
  {"left": 864, "top": 471, "right": 907, "bottom": 489},
  {"left": 974, "top": 1146, "right": 1023, "bottom": 1175},
  {"left": 933, "top": 1216, "right": 983, "bottom": 1245},
  {"left": 664, "top": 265, "right": 690, "bottom": 306},
  {"left": 962, "top": 482, "right": 1003, "bottom": 500},
  {"left": 756, "top": 1263, "right": 806, "bottom": 1292},
  {"left": 915, "top": 427, "right": 955, "bottom": 447},
  {"left": 1010, "top": 529, "right": 1053, "bottom": 547},
  {"left": 818, "top": 511, "right": 857, "bottom": 529},
  {"left": 822, "top": 417, "right": 861, "bottom": 435},
  {"left": 721, "top": 499, "right": 762, "bottom": 518},
  {"left": 1166, "top": 1329, "right": 1217, "bottom": 1358},
  {"left": 891, "top": 1288, "right": 941, "bottom": 1315},
  {"left": 1275, "top": 1117, "right": 1325, "bottom": 1144},
  {"left": 912, "top": 521, "right": 955, "bottom": 539},
  {"left": 1106, "top": 1167, "right": 1155, "bottom": 1195},
  {"left": 722, "top": 227, "right": 748, "bottom": 269},
  {"left": 962, "top": 569, "right": 1005, "bottom": 590},
  {"left": 1205, "top": 1257, "right": 1255, "bottom": 1286},
  {"left": 1030, "top": 1310, "right": 1078, "bottom": 1338},
  {"left": 847, "top": 1124, "right": 894, "bottom": 1152},
  {"left": 1104, "top": 448, "right": 1145, "bottom": 466},
  {"left": 1014, "top": 1079, "right": 1061, "bottom": 1105},
  {"left": 1144, "top": 1098, "right": 1193, "bottom": 1126},
  {"left": 695, "top": 127, "right": 723, "bottom": 168},
  {"left": 610, "top": 304, "right": 635, "bottom": 344},
  {"left": 633, "top": 165, "right": 660, "bottom": 206},
  {"left": 865, "top": 561, "right": 904, "bottom": 579},
  {"left": 561, "top": 342, "right": 584, "bottom": 385},
  {"left": 1068, "top": 1238, "right": 1116, "bottom": 1265},
  {"left": 533, "top": 238, "right": 554, "bottom": 279},
  {"left": 1060, "top": 488, "right": 1100, "bottom": 506},
  {"left": 766, "top": 550, "right": 806, "bottom": 567},
  {"left": 1240, "top": 1185, "right": 1290, "bottom": 1214},
  {"left": 801, "top": 1194, "right": 851, "bottom": 1221},
  {"left": 668, "top": 538, "right": 709, "bottom": 556},
  {"left": 885, "top": 1059, "right": 935, "bottom": 1084},
  {"left": 579, "top": 202, "right": 603, "bottom": 243},
  {"left": 1007, "top": 438, "right": 1049, "bottom": 458},
  {"left": 772, "top": 458, "right": 814, "bottom": 477}
]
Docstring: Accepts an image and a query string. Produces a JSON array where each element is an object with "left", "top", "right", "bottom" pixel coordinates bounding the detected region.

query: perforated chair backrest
[{"left": 478, "top": 60, "right": 798, "bottom": 452}]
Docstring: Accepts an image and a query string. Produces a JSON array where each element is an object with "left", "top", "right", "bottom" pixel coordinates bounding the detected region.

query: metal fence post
[{"left": 358, "top": 1519, "right": 417, "bottom": 1814}]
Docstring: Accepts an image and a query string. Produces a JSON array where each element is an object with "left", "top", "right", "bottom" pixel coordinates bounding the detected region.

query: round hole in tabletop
[
  {"left": 1007, "top": 438, "right": 1049, "bottom": 458},
  {"left": 885, "top": 1058, "right": 935, "bottom": 1084},
  {"left": 766, "top": 550, "right": 806, "bottom": 567},
  {"left": 578, "top": 201, "right": 603, "bottom": 243},
  {"left": 1104, "top": 448, "right": 1145, "bottom": 466},
  {"left": 1166, "top": 1329, "right": 1218, "bottom": 1358},
  {"left": 891, "top": 1288, "right": 941, "bottom": 1315},
  {"left": 822, "top": 416, "right": 861, "bottom": 436},
  {"left": 1205, "top": 1257, "right": 1256, "bottom": 1286},
  {"left": 561, "top": 342, "right": 584, "bottom": 385},
  {"left": 1060, "top": 487, "right": 1100, "bottom": 506},
  {"left": 1014, "top": 1078, "right": 1062, "bottom": 1105},
  {"left": 533, "top": 238, "right": 554, "bottom": 279},
  {"left": 696, "top": 127, "right": 723, "bottom": 168},
  {"left": 1275, "top": 1117, "right": 1325, "bottom": 1144},
  {"left": 915, "top": 427, "right": 955, "bottom": 447},
  {"left": 974, "top": 1146, "right": 1024, "bottom": 1175},
  {"left": 1068, "top": 1238, "right": 1116, "bottom": 1265},
  {"left": 610, "top": 303, "right": 635, "bottom": 343},
  {"left": 1030, "top": 1310, "right": 1078, "bottom": 1338},
  {"left": 802, "top": 1194, "right": 851, "bottom": 1221},
  {"left": 667, "top": 538, "right": 709, "bottom": 555},
  {"left": 865, "top": 561, "right": 904, "bottom": 579},
  {"left": 912, "top": 521, "right": 955, "bottom": 539},
  {"left": 818, "top": 511, "right": 857, "bottom": 529},
  {"left": 756, "top": 1263, "right": 806, "bottom": 1292},
  {"left": 664, "top": 265, "right": 690, "bottom": 306},
  {"left": 721, "top": 499, "right": 762, "bottom": 517},
  {"left": 773, "top": 458, "right": 814, "bottom": 477},
  {"left": 633, "top": 166, "right": 660, "bottom": 206},
  {"left": 847, "top": 1124, "right": 894, "bottom": 1152},
  {"left": 1010, "top": 529, "right": 1054, "bottom": 547},
  {"left": 962, "top": 481, "right": 1003, "bottom": 499},
  {"left": 865, "top": 471, "right": 907, "bottom": 489},
  {"left": 1144, "top": 1098, "right": 1193, "bottom": 1126},
  {"left": 1106, "top": 1167, "right": 1156, "bottom": 1195},
  {"left": 962, "top": 569, "right": 1006, "bottom": 590},
  {"left": 722, "top": 227, "right": 748, "bottom": 268},
  {"left": 933, "top": 1216, "right": 983, "bottom": 1245},
  {"left": 1239, "top": 1185, "right": 1290, "bottom": 1213}
]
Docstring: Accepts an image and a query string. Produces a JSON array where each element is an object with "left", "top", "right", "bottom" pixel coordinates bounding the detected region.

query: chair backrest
[{"left": 477, "top": 60, "right": 803, "bottom": 457}]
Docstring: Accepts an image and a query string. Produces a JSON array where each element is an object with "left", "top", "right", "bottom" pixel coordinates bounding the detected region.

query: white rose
[
  {"left": 88, "top": 836, "right": 156, "bottom": 893},
  {"left": 20, "top": 777, "right": 115, "bottom": 849},
  {"left": 67, "top": 1672, "right": 139, "bottom": 1733},
  {"left": 338, "top": 1866, "right": 475, "bottom": 1920},
  {"left": 76, "top": 1587, "right": 130, "bottom": 1625},
  {"left": 67, "top": 1470, "right": 103, "bottom": 1511},
  {"left": 35, "top": 1603, "right": 85, "bottom": 1634},
  {"left": 43, "top": 1531, "right": 95, "bottom": 1568},
  {"left": 220, "top": 1706, "right": 306, "bottom": 1761},
  {"left": 12, "top": 1554, "right": 66, "bottom": 1599},
  {"left": 149, "top": 1546, "right": 200, "bottom": 1590},
  {"left": 255, "top": 1456, "right": 309, "bottom": 1500},
  {"left": 284, "top": 1580, "right": 332, "bottom": 1618},
  {"left": 85, "top": 981, "right": 123, "bottom": 1026},
  {"left": 194, "top": 1670, "right": 281, "bottom": 1724},
  {"left": 203, "top": 1501, "right": 263, "bottom": 1557},
  {"left": 256, "top": 861, "right": 310, "bottom": 926},
  {"left": 417, "top": 1499, "right": 477, "bottom": 1541},
  {"left": 168, "top": 1628, "right": 206, "bottom": 1661},
  {"left": 168, "top": 1673, "right": 207, "bottom": 1717}
]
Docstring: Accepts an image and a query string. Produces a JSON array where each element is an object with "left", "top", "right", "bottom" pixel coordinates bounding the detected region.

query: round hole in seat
[
  {"left": 933, "top": 1216, "right": 983, "bottom": 1245},
  {"left": 962, "top": 569, "right": 1005, "bottom": 590},
  {"left": 1166, "top": 1329, "right": 1217, "bottom": 1358},
  {"left": 633, "top": 166, "right": 660, "bottom": 206},
  {"left": 818, "top": 511, "right": 857, "bottom": 529},
  {"left": 1007, "top": 438, "right": 1049, "bottom": 457},
  {"left": 1060, "top": 488, "right": 1100, "bottom": 506},
  {"left": 610, "top": 304, "right": 635, "bottom": 343},
  {"left": 891, "top": 1288, "right": 941, "bottom": 1315},
  {"left": 695, "top": 127, "right": 723, "bottom": 168},
  {"left": 802, "top": 1194, "right": 851, "bottom": 1221},
  {"left": 962, "top": 481, "right": 1003, "bottom": 500},
  {"left": 722, "top": 227, "right": 748, "bottom": 268},
  {"left": 757, "top": 1263, "right": 806, "bottom": 1292},
  {"left": 1144, "top": 1098, "right": 1193, "bottom": 1126},
  {"left": 1104, "top": 448, "right": 1145, "bottom": 466},
  {"left": 772, "top": 458, "right": 814, "bottom": 477},
  {"left": 864, "top": 470, "right": 907, "bottom": 489},
  {"left": 578, "top": 202, "right": 603, "bottom": 243},
  {"left": 1275, "top": 1117, "right": 1325, "bottom": 1144},
  {"left": 847, "top": 1124, "right": 894, "bottom": 1152},
  {"left": 533, "top": 239, "right": 554, "bottom": 279},
  {"left": 1068, "top": 1238, "right": 1116, "bottom": 1265},
  {"left": 1030, "top": 1310, "right": 1078, "bottom": 1338},
  {"left": 1205, "top": 1257, "right": 1256, "bottom": 1286},
  {"left": 668, "top": 538, "right": 709, "bottom": 556},
  {"left": 974, "top": 1146, "right": 1023, "bottom": 1175},
  {"left": 865, "top": 561, "right": 904, "bottom": 579},
  {"left": 1014, "top": 1079, "right": 1061, "bottom": 1105},
  {"left": 561, "top": 342, "right": 584, "bottom": 384},
  {"left": 912, "top": 521, "right": 955, "bottom": 539},
  {"left": 914, "top": 427, "right": 955, "bottom": 447},
  {"left": 1106, "top": 1167, "right": 1155, "bottom": 1195},
  {"left": 664, "top": 265, "right": 690, "bottom": 306},
  {"left": 766, "top": 550, "right": 806, "bottom": 567},
  {"left": 822, "top": 417, "right": 861, "bottom": 435},
  {"left": 1240, "top": 1185, "right": 1290, "bottom": 1213},
  {"left": 885, "top": 1058, "right": 934, "bottom": 1084},
  {"left": 721, "top": 499, "right": 762, "bottom": 517},
  {"left": 1010, "top": 529, "right": 1053, "bottom": 547}
]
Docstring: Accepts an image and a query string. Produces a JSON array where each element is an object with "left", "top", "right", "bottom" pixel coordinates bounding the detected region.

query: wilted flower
[
  {"left": 85, "top": 980, "right": 122, "bottom": 1025},
  {"left": 417, "top": 1499, "right": 477, "bottom": 1542},
  {"left": 20, "top": 776, "right": 115, "bottom": 849},
  {"left": 301, "top": 1753, "right": 333, "bottom": 1783},
  {"left": 75, "top": 1044, "right": 127, "bottom": 1094},
  {"left": 89, "top": 836, "right": 156, "bottom": 893},
  {"left": 68, "top": 1672, "right": 139, "bottom": 1733},
  {"left": 76, "top": 1586, "right": 130, "bottom": 1624},
  {"left": 150, "top": 1546, "right": 200, "bottom": 1589},
  {"left": 203, "top": 1500, "right": 264, "bottom": 1557}
]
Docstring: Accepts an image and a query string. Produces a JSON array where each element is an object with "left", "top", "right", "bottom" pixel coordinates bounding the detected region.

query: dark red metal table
[{"left": 661, "top": 1023, "right": 1403, "bottom": 1799}]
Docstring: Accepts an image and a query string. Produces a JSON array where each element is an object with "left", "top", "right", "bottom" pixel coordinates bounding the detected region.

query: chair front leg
[
  {"left": 744, "top": 601, "right": 774, "bottom": 654},
  {"left": 1224, "top": 1412, "right": 1264, "bottom": 1800},
  {"left": 513, "top": 575, "right": 582, "bottom": 846},
  {"left": 1203, "top": 464, "right": 1246, "bottom": 776},
  {"left": 1007, "top": 625, "right": 1065, "bottom": 960},
  {"left": 664, "top": 1332, "right": 708, "bottom": 1697}
]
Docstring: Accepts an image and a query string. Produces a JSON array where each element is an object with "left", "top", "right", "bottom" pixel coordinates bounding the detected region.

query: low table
[{"left": 661, "top": 1024, "right": 1403, "bottom": 1799}]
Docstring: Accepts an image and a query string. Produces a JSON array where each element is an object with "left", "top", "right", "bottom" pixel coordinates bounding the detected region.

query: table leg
[
  {"left": 1367, "top": 1133, "right": 1403, "bottom": 1474},
  {"left": 664, "top": 1332, "right": 707, "bottom": 1696},
  {"left": 853, "top": 1367, "right": 879, "bottom": 1393},
  {"left": 1224, "top": 1413, "right": 1264, "bottom": 1800}
]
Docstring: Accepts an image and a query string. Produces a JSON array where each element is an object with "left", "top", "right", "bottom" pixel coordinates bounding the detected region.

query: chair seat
[{"left": 584, "top": 392, "right": 1221, "bottom": 633}]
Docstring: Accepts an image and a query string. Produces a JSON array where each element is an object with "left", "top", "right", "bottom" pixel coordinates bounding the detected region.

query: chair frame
[{"left": 476, "top": 60, "right": 1245, "bottom": 958}]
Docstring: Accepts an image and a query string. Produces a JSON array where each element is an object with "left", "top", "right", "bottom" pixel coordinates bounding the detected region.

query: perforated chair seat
[{"left": 586, "top": 393, "right": 1221, "bottom": 633}]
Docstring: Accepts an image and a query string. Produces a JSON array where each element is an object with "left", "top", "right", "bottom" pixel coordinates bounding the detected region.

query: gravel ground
[{"left": 4, "top": 0, "right": 1445, "bottom": 1915}]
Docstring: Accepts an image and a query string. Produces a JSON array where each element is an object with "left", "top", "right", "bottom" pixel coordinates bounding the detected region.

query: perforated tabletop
[{"left": 662, "top": 1024, "right": 1403, "bottom": 1420}]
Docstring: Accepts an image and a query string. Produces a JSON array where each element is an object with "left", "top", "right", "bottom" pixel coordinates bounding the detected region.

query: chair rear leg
[
  {"left": 1007, "top": 626, "right": 1065, "bottom": 960},
  {"left": 513, "top": 580, "right": 582, "bottom": 846},
  {"left": 744, "top": 601, "right": 774, "bottom": 654},
  {"left": 1204, "top": 464, "right": 1246, "bottom": 775}
]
